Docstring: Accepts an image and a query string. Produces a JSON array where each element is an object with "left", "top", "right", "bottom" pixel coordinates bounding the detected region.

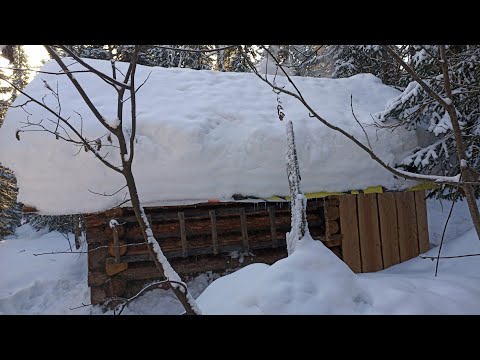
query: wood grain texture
[
  {"left": 377, "top": 192, "right": 400, "bottom": 268},
  {"left": 396, "top": 192, "right": 419, "bottom": 262},
  {"left": 339, "top": 194, "right": 362, "bottom": 273},
  {"left": 357, "top": 193, "right": 383, "bottom": 272}
]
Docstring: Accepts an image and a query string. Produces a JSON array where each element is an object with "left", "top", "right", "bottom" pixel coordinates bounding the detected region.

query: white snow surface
[
  {"left": 197, "top": 199, "right": 480, "bottom": 315},
  {"left": 0, "top": 224, "right": 217, "bottom": 314},
  {"left": 1, "top": 198, "right": 480, "bottom": 315},
  {"left": 0, "top": 58, "right": 416, "bottom": 215}
]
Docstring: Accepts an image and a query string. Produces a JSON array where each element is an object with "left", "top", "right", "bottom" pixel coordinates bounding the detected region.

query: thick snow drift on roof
[{"left": 0, "top": 58, "right": 416, "bottom": 215}]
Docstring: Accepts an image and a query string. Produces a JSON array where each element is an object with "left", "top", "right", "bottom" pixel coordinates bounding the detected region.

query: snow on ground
[
  {"left": 1, "top": 198, "right": 479, "bottom": 315},
  {"left": 0, "top": 225, "right": 90, "bottom": 314},
  {"left": 0, "top": 224, "right": 217, "bottom": 315},
  {"left": 198, "top": 234, "right": 373, "bottom": 314},
  {"left": 196, "top": 198, "right": 480, "bottom": 315},
  {"left": 198, "top": 226, "right": 480, "bottom": 314},
  {"left": 0, "top": 58, "right": 417, "bottom": 215}
]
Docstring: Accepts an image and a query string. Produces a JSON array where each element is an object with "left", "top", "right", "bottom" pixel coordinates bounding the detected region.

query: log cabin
[{"left": 0, "top": 57, "right": 430, "bottom": 305}]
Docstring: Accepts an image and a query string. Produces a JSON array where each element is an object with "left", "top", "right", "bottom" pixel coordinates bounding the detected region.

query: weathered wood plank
[
  {"left": 239, "top": 208, "right": 249, "bottom": 252},
  {"left": 111, "top": 225, "right": 121, "bottom": 263},
  {"left": 178, "top": 212, "right": 188, "bottom": 258},
  {"left": 414, "top": 190, "right": 430, "bottom": 254},
  {"left": 118, "top": 234, "right": 343, "bottom": 261},
  {"left": 90, "top": 286, "right": 107, "bottom": 305},
  {"left": 268, "top": 207, "right": 278, "bottom": 248},
  {"left": 108, "top": 241, "right": 127, "bottom": 257},
  {"left": 339, "top": 194, "right": 362, "bottom": 273},
  {"left": 119, "top": 202, "right": 323, "bottom": 225},
  {"left": 209, "top": 210, "right": 218, "bottom": 255},
  {"left": 105, "top": 207, "right": 123, "bottom": 219},
  {"left": 88, "top": 244, "right": 109, "bottom": 270},
  {"left": 117, "top": 249, "right": 289, "bottom": 280},
  {"left": 326, "top": 195, "right": 340, "bottom": 206},
  {"left": 396, "top": 192, "right": 419, "bottom": 262},
  {"left": 105, "top": 258, "right": 128, "bottom": 276},
  {"left": 120, "top": 217, "right": 324, "bottom": 242},
  {"left": 377, "top": 192, "right": 400, "bottom": 268},
  {"left": 357, "top": 193, "right": 383, "bottom": 272}
]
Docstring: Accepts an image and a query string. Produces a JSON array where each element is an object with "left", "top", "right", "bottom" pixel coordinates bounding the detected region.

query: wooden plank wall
[
  {"left": 339, "top": 195, "right": 362, "bottom": 273},
  {"left": 86, "top": 190, "right": 430, "bottom": 305},
  {"left": 339, "top": 190, "right": 430, "bottom": 273}
]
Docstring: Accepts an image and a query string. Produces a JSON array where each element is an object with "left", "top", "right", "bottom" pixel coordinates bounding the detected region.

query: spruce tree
[
  {"left": 321, "top": 45, "right": 401, "bottom": 85},
  {"left": 0, "top": 164, "right": 22, "bottom": 238},
  {"left": 221, "top": 46, "right": 257, "bottom": 72},
  {"left": 377, "top": 45, "right": 480, "bottom": 199},
  {"left": 0, "top": 46, "right": 30, "bottom": 237},
  {"left": 63, "top": 45, "right": 215, "bottom": 70}
]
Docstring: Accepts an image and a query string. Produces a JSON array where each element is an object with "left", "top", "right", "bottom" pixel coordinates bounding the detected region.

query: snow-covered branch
[{"left": 240, "top": 47, "right": 480, "bottom": 188}]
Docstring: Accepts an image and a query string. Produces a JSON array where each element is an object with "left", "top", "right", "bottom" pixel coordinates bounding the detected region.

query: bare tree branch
[
  {"left": 157, "top": 45, "right": 236, "bottom": 53},
  {"left": 45, "top": 46, "right": 119, "bottom": 133},
  {"left": 0, "top": 75, "right": 122, "bottom": 173},
  {"left": 239, "top": 47, "right": 477, "bottom": 187},
  {"left": 421, "top": 252, "right": 480, "bottom": 260},
  {"left": 434, "top": 193, "right": 456, "bottom": 276},
  {"left": 88, "top": 185, "right": 127, "bottom": 197},
  {"left": 109, "top": 279, "right": 189, "bottom": 315},
  {"left": 350, "top": 94, "right": 372, "bottom": 150},
  {"left": 128, "top": 45, "right": 139, "bottom": 164},
  {"left": 55, "top": 46, "right": 130, "bottom": 90},
  {"left": 381, "top": 46, "right": 450, "bottom": 108}
]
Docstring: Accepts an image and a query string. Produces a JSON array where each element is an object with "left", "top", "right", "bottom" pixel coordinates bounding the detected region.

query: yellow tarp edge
[{"left": 264, "top": 183, "right": 438, "bottom": 202}]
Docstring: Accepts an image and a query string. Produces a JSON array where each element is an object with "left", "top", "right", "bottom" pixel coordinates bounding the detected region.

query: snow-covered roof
[{"left": 0, "top": 59, "right": 417, "bottom": 215}]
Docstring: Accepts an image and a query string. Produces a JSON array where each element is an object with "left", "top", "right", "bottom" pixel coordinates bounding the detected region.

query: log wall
[{"left": 86, "top": 191, "right": 429, "bottom": 305}]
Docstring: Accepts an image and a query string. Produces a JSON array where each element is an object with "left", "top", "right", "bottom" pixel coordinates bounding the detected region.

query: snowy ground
[
  {"left": 0, "top": 225, "right": 218, "bottom": 315},
  {"left": 1, "top": 198, "right": 479, "bottom": 315}
]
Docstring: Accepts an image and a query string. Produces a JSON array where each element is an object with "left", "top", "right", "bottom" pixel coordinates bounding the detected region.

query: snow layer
[
  {"left": 0, "top": 224, "right": 216, "bottom": 314},
  {"left": 0, "top": 58, "right": 416, "bottom": 215},
  {"left": 0, "top": 225, "right": 90, "bottom": 314},
  {"left": 198, "top": 234, "right": 372, "bottom": 314}
]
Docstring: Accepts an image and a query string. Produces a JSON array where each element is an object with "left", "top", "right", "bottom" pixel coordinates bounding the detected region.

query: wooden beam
[
  {"left": 105, "top": 257, "right": 128, "bottom": 276},
  {"left": 178, "top": 212, "right": 188, "bottom": 258},
  {"left": 239, "top": 208, "right": 249, "bottom": 252},
  {"left": 268, "top": 207, "right": 278, "bottom": 248},
  {"left": 377, "top": 192, "right": 400, "bottom": 268},
  {"left": 339, "top": 194, "right": 362, "bottom": 273},
  {"left": 111, "top": 225, "right": 121, "bottom": 263},
  {"left": 357, "top": 193, "right": 383, "bottom": 272},
  {"left": 209, "top": 210, "right": 219, "bottom": 255}
]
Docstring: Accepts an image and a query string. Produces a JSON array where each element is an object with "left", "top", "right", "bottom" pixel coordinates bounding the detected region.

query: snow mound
[
  {"left": 197, "top": 234, "right": 372, "bottom": 314},
  {"left": 0, "top": 59, "right": 416, "bottom": 215},
  {"left": 0, "top": 224, "right": 90, "bottom": 314},
  {"left": 0, "top": 224, "right": 217, "bottom": 314},
  {"left": 197, "top": 199, "right": 480, "bottom": 315}
]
